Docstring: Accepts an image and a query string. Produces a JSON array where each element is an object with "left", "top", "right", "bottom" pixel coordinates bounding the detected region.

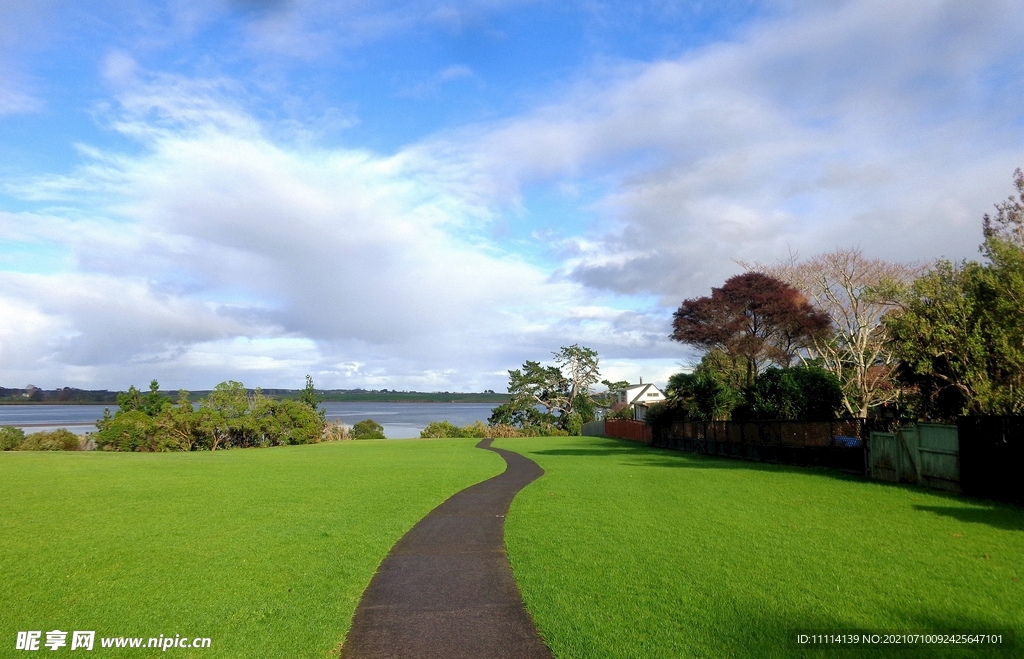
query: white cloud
[
  {"left": 0, "top": 81, "right": 42, "bottom": 115},
  {"left": 409, "top": 0, "right": 1024, "bottom": 302},
  {"left": 4, "top": 0, "right": 1024, "bottom": 391},
  {"left": 3, "top": 71, "right": 647, "bottom": 389}
]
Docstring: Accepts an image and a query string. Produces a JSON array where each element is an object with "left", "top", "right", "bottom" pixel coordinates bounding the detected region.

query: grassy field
[
  {"left": 0, "top": 439, "right": 503, "bottom": 657},
  {"left": 495, "top": 436, "right": 1024, "bottom": 659}
]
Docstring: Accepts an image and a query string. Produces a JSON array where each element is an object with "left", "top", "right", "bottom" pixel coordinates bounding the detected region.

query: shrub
[
  {"left": 564, "top": 412, "right": 584, "bottom": 436},
  {"left": 734, "top": 366, "right": 844, "bottom": 421},
  {"left": 19, "top": 428, "right": 80, "bottom": 451},
  {"left": 516, "top": 422, "right": 569, "bottom": 437},
  {"left": 462, "top": 421, "right": 489, "bottom": 438},
  {"left": 644, "top": 401, "right": 678, "bottom": 437},
  {"left": 94, "top": 410, "right": 157, "bottom": 451},
  {"left": 1, "top": 426, "right": 26, "bottom": 450},
  {"left": 322, "top": 420, "right": 350, "bottom": 441},
  {"left": 352, "top": 419, "right": 386, "bottom": 439},
  {"left": 421, "top": 421, "right": 463, "bottom": 438},
  {"left": 420, "top": 420, "right": 489, "bottom": 439},
  {"left": 273, "top": 399, "right": 325, "bottom": 445},
  {"left": 485, "top": 424, "right": 522, "bottom": 438}
]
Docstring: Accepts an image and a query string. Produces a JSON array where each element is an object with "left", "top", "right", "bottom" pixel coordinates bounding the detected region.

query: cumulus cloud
[
  {"left": 409, "top": 0, "right": 1024, "bottom": 303},
  {"left": 2, "top": 70, "right": 644, "bottom": 389},
  {"left": 4, "top": 0, "right": 1024, "bottom": 390}
]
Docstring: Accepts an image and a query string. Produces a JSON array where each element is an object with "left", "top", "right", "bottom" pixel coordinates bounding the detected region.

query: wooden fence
[
  {"left": 867, "top": 423, "right": 959, "bottom": 492},
  {"left": 591, "top": 414, "right": 1023, "bottom": 504},
  {"left": 604, "top": 419, "right": 652, "bottom": 444},
  {"left": 957, "top": 416, "right": 1024, "bottom": 506},
  {"left": 654, "top": 419, "right": 867, "bottom": 473}
]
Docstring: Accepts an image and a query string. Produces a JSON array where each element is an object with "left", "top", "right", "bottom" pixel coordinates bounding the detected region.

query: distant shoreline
[{"left": 0, "top": 392, "right": 511, "bottom": 405}]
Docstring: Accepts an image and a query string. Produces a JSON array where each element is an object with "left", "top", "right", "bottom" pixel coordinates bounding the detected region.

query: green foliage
[
  {"left": 571, "top": 392, "right": 597, "bottom": 424},
  {"left": 204, "top": 380, "right": 249, "bottom": 420},
  {"left": 694, "top": 349, "right": 748, "bottom": 393},
  {"left": 882, "top": 173, "right": 1024, "bottom": 419},
  {"left": 885, "top": 240, "right": 1024, "bottom": 418},
  {"left": 420, "top": 421, "right": 463, "bottom": 438},
  {"left": 298, "top": 374, "right": 326, "bottom": 421},
  {"left": 0, "top": 427, "right": 25, "bottom": 451},
  {"left": 488, "top": 399, "right": 559, "bottom": 432},
  {"left": 114, "top": 385, "right": 143, "bottom": 414},
  {"left": 19, "top": 428, "right": 80, "bottom": 451},
  {"left": 273, "top": 399, "right": 326, "bottom": 445},
  {"left": 115, "top": 380, "right": 168, "bottom": 417},
  {"left": 94, "top": 410, "right": 160, "bottom": 452},
  {"left": 789, "top": 366, "right": 845, "bottom": 419},
  {"left": 95, "top": 379, "right": 327, "bottom": 451},
  {"left": 668, "top": 370, "right": 742, "bottom": 422},
  {"left": 351, "top": 419, "right": 386, "bottom": 439},
  {"left": 420, "top": 420, "right": 489, "bottom": 438},
  {"left": 563, "top": 412, "right": 583, "bottom": 436},
  {"left": 655, "top": 364, "right": 841, "bottom": 427},
  {"left": 734, "top": 366, "right": 843, "bottom": 420},
  {"left": 504, "top": 344, "right": 601, "bottom": 430}
]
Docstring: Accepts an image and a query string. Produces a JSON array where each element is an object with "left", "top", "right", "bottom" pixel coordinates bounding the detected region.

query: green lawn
[
  {"left": 0, "top": 440, "right": 503, "bottom": 657},
  {"left": 495, "top": 436, "right": 1024, "bottom": 659}
]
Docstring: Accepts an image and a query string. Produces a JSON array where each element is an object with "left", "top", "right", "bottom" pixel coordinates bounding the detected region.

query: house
[{"left": 613, "top": 382, "right": 665, "bottom": 421}]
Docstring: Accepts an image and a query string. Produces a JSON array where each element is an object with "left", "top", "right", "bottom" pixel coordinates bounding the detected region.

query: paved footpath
[{"left": 341, "top": 438, "right": 554, "bottom": 659}]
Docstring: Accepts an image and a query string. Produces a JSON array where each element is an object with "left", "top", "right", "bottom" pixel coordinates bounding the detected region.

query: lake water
[{"left": 0, "top": 402, "right": 499, "bottom": 439}]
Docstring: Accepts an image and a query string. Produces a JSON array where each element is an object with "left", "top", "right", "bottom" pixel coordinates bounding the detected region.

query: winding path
[{"left": 341, "top": 438, "right": 554, "bottom": 659}]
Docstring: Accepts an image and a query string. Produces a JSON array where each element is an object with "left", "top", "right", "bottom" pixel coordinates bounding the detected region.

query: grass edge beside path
[
  {"left": 0, "top": 439, "right": 505, "bottom": 658},
  {"left": 494, "top": 435, "right": 1024, "bottom": 659}
]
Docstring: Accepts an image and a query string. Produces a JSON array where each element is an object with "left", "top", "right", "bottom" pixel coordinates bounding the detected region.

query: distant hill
[
  {"left": 317, "top": 390, "right": 510, "bottom": 403},
  {"left": 0, "top": 387, "right": 119, "bottom": 404},
  {"left": 0, "top": 386, "right": 509, "bottom": 405}
]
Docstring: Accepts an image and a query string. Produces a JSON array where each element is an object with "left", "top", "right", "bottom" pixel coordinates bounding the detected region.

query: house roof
[{"left": 619, "top": 383, "right": 664, "bottom": 405}]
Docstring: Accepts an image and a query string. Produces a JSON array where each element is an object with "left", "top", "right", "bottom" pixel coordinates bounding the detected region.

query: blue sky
[{"left": 1, "top": 0, "right": 1023, "bottom": 391}]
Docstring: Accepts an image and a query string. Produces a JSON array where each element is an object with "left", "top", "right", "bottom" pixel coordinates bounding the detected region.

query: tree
[
  {"left": 273, "top": 399, "right": 326, "bottom": 445},
  {"left": 498, "top": 344, "right": 601, "bottom": 430},
  {"left": 885, "top": 248, "right": 1024, "bottom": 418},
  {"left": 114, "top": 380, "right": 168, "bottom": 417},
  {"left": 352, "top": 419, "right": 385, "bottom": 439},
  {"left": 744, "top": 248, "right": 919, "bottom": 417},
  {"left": 141, "top": 380, "right": 166, "bottom": 416},
  {"left": 94, "top": 410, "right": 157, "bottom": 451},
  {"left": 115, "top": 385, "right": 143, "bottom": 414},
  {"left": 153, "top": 390, "right": 207, "bottom": 451},
  {"left": 884, "top": 171, "right": 1024, "bottom": 418},
  {"left": 983, "top": 168, "right": 1024, "bottom": 249},
  {"left": 487, "top": 398, "right": 558, "bottom": 431},
  {"left": 92, "top": 379, "right": 328, "bottom": 451},
  {"left": 298, "top": 374, "right": 325, "bottom": 421},
  {"left": 671, "top": 272, "right": 831, "bottom": 387},
  {"left": 735, "top": 366, "right": 844, "bottom": 421},
  {"left": 667, "top": 371, "right": 741, "bottom": 421}
]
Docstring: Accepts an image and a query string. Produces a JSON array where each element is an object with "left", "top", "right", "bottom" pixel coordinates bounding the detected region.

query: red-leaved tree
[{"left": 671, "top": 272, "right": 832, "bottom": 387}]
